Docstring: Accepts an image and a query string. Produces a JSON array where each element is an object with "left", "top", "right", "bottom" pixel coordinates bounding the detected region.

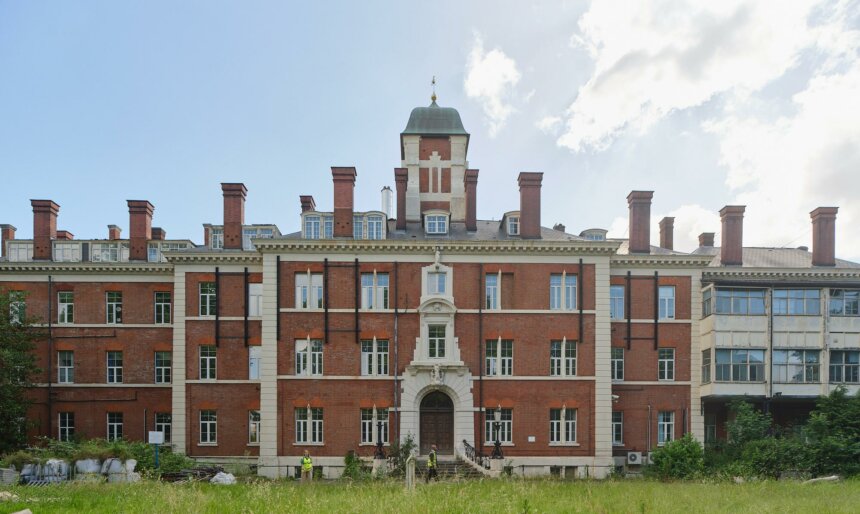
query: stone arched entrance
[{"left": 420, "top": 391, "right": 454, "bottom": 455}]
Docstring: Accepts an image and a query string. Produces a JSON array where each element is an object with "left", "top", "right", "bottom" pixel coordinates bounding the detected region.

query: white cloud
[
  {"left": 559, "top": 1, "right": 819, "bottom": 152},
  {"left": 705, "top": 59, "right": 860, "bottom": 260},
  {"left": 464, "top": 33, "right": 521, "bottom": 136},
  {"left": 536, "top": 115, "right": 562, "bottom": 135}
]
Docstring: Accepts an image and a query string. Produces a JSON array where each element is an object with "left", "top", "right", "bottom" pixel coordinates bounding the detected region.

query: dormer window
[
  {"left": 304, "top": 215, "right": 321, "bottom": 239},
  {"left": 426, "top": 214, "right": 448, "bottom": 235},
  {"left": 367, "top": 215, "right": 384, "bottom": 240},
  {"left": 211, "top": 228, "right": 224, "bottom": 249},
  {"left": 353, "top": 215, "right": 364, "bottom": 239},
  {"left": 507, "top": 216, "right": 520, "bottom": 236}
]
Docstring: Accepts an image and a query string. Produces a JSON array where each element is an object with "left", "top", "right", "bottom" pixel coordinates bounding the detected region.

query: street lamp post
[
  {"left": 375, "top": 419, "right": 386, "bottom": 459},
  {"left": 492, "top": 405, "right": 503, "bottom": 459}
]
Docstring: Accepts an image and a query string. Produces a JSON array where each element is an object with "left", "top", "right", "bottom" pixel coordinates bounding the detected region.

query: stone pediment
[{"left": 418, "top": 296, "right": 456, "bottom": 314}]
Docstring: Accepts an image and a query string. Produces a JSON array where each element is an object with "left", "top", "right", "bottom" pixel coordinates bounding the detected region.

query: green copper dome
[{"left": 401, "top": 101, "right": 469, "bottom": 136}]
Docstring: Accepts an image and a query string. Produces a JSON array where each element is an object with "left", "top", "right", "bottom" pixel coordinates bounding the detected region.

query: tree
[
  {"left": 725, "top": 399, "right": 772, "bottom": 452},
  {"left": 0, "top": 289, "right": 41, "bottom": 454}
]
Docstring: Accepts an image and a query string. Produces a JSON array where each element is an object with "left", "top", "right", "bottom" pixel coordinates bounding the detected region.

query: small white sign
[
  {"left": 148, "top": 431, "right": 165, "bottom": 444},
  {"left": 528, "top": 436, "right": 536, "bottom": 443}
]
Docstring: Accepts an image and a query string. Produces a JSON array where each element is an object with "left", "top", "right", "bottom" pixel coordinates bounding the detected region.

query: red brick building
[{"left": 3, "top": 99, "right": 855, "bottom": 478}]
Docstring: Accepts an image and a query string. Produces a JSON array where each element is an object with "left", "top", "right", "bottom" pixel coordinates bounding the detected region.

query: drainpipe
[
  {"left": 394, "top": 261, "right": 400, "bottom": 441},
  {"left": 478, "top": 267, "right": 484, "bottom": 451},
  {"left": 47, "top": 275, "right": 53, "bottom": 439}
]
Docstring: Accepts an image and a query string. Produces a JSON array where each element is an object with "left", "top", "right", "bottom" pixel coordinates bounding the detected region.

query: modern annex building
[{"left": 2, "top": 99, "right": 858, "bottom": 478}]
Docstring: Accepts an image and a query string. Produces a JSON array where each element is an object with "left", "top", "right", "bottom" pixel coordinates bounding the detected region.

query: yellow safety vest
[
  {"left": 428, "top": 451, "right": 437, "bottom": 468},
  {"left": 301, "top": 456, "right": 313, "bottom": 471}
]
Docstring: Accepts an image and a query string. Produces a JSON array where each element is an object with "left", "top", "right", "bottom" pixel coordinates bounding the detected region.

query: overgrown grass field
[{"left": 2, "top": 478, "right": 860, "bottom": 513}]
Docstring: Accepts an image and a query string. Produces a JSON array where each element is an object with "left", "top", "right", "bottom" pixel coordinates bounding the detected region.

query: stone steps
[{"left": 416, "top": 457, "right": 488, "bottom": 479}]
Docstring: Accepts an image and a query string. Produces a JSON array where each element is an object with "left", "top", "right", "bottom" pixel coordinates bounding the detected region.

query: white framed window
[
  {"left": 361, "top": 338, "right": 389, "bottom": 376},
  {"left": 658, "top": 348, "right": 675, "bottom": 381},
  {"left": 155, "top": 413, "right": 172, "bottom": 443},
  {"left": 323, "top": 216, "right": 333, "bottom": 238},
  {"left": 610, "top": 285, "right": 624, "bottom": 320},
  {"left": 484, "top": 408, "right": 512, "bottom": 443},
  {"left": 92, "top": 242, "right": 122, "bottom": 262},
  {"left": 107, "top": 412, "right": 123, "bottom": 441},
  {"left": 715, "top": 349, "right": 764, "bottom": 382},
  {"left": 773, "top": 289, "right": 820, "bottom": 315},
  {"left": 657, "top": 411, "right": 674, "bottom": 446},
  {"left": 8, "top": 242, "right": 33, "bottom": 262},
  {"left": 773, "top": 350, "right": 820, "bottom": 383},
  {"left": 199, "top": 282, "right": 216, "bottom": 316},
  {"left": 550, "top": 273, "right": 577, "bottom": 310},
  {"left": 200, "top": 410, "right": 217, "bottom": 444},
  {"left": 9, "top": 291, "right": 25, "bottom": 325},
  {"left": 295, "top": 272, "right": 323, "bottom": 309},
  {"left": 199, "top": 345, "right": 216, "bottom": 380},
  {"left": 52, "top": 242, "right": 80, "bottom": 262},
  {"left": 427, "top": 272, "right": 446, "bottom": 295},
  {"left": 295, "top": 338, "right": 323, "bottom": 376},
  {"left": 612, "top": 412, "right": 623, "bottom": 446},
  {"left": 58, "top": 412, "right": 74, "bottom": 442},
  {"left": 148, "top": 243, "right": 160, "bottom": 262},
  {"left": 155, "top": 351, "right": 171, "bottom": 384},
  {"left": 361, "top": 273, "right": 389, "bottom": 310},
  {"left": 701, "top": 349, "right": 711, "bottom": 384},
  {"left": 248, "top": 283, "right": 263, "bottom": 317},
  {"left": 295, "top": 407, "right": 323, "bottom": 444},
  {"left": 550, "top": 338, "right": 576, "bottom": 376},
  {"left": 58, "top": 291, "right": 74, "bottom": 324},
  {"left": 154, "top": 292, "right": 171, "bottom": 324},
  {"left": 360, "top": 407, "right": 389, "bottom": 444},
  {"left": 353, "top": 215, "right": 364, "bottom": 239},
  {"left": 248, "top": 346, "right": 261, "bottom": 380},
  {"left": 58, "top": 351, "right": 74, "bottom": 384},
  {"left": 249, "top": 410, "right": 261, "bottom": 444},
  {"left": 485, "top": 338, "right": 513, "bottom": 376},
  {"left": 428, "top": 324, "right": 446, "bottom": 359},
  {"left": 830, "top": 289, "right": 860, "bottom": 316},
  {"left": 242, "top": 228, "right": 257, "bottom": 250},
  {"left": 830, "top": 350, "right": 860, "bottom": 383},
  {"left": 485, "top": 273, "right": 499, "bottom": 310},
  {"left": 715, "top": 288, "right": 766, "bottom": 315},
  {"left": 611, "top": 347, "right": 624, "bottom": 381},
  {"left": 304, "top": 216, "right": 321, "bottom": 239},
  {"left": 211, "top": 228, "right": 224, "bottom": 249},
  {"left": 507, "top": 216, "right": 520, "bottom": 236},
  {"left": 425, "top": 214, "right": 448, "bottom": 235},
  {"left": 658, "top": 286, "right": 675, "bottom": 319},
  {"left": 106, "top": 291, "right": 122, "bottom": 324},
  {"left": 549, "top": 408, "right": 577, "bottom": 444},
  {"left": 107, "top": 351, "right": 123, "bottom": 383},
  {"left": 367, "top": 215, "right": 384, "bottom": 240}
]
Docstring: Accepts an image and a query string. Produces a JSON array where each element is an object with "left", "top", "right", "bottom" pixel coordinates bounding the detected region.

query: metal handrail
[{"left": 462, "top": 440, "right": 491, "bottom": 470}]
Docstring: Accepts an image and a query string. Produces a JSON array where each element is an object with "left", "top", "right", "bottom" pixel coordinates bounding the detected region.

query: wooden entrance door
[{"left": 420, "top": 391, "right": 454, "bottom": 455}]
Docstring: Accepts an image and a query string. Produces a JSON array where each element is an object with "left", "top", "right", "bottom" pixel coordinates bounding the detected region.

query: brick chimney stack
[
  {"left": 464, "top": 169, "right": 479, "bottom": 231},
  {"left": 31, "top": 200, "right": 59, "bottom": 261},
  {"left": 56, "top": 230, "right": 74, "bottom": 240},
  {"left": 394, "top": 168, "right": 408, "bottom": 230},
  {"left": 222, "top": 183, "right": 247, "bottom": 249},
  {"left": 152, "top": 227, "right": 166, "bottom": 241},
  {"left": 810, "top": 207, "right": 838, "bottom": 267},
  {"left": 128, "top": 200, "right": 154, "bottom": 261},
  {"left": 0, "top": 224, "right": 16, "bottom": 258},
  {"left": 518, "top": 172, "right": 543, "bottom": 239},
  {"left": 332, "top": 167, "right": 357, "bottom": 238},
  {"left": 300, "top": 195, "right": 316, "bottom": 213},
  {"left": 659, "top": 216, "right": 675, "bottom": 250},
  {"left": 627, "top": 191, "right": 653, "bottom": 253},
  {"left": 698, "top": 232, "right": 715, "bottom": 248},
  {"left": 719, "top": 206, "right": 745, "bottom": 266},
  {"left": 108, "top": 225, "right": 122, "bottom": 240}
]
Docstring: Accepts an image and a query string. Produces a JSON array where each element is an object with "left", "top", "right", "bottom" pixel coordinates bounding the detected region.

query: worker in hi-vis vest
[
  {"left": 301, "top": 450, "right": 313, "bottom": 483},
  {"left": 426, "top": 444, "right": 438, "bottom": 482}
]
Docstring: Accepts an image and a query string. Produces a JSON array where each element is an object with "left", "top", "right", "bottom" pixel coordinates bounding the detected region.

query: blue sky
[{"left": 1, "top": 1, "right": 859, "bottom": 259}]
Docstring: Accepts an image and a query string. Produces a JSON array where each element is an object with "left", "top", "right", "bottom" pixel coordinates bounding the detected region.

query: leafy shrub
[
  {"left": 386, "top": 434, "right": 416, "bottom": 478},
  {"left": 1, "top": 450, "right": 41, "bottom": 469},
  {"left": 725, "top": 400, "right": 772, "bottom": 454},
  {"left": 740, "top": 437, "right": 808, "bottom": 479},
  {"left": 647, "top": 433, "right": 704, "bottom": 481},
  {"left": 342, "top": 451, "right": 372, "bottom": 481}
]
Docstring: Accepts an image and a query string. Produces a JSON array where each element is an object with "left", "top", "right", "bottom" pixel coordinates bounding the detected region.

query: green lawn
[{"left": 1, "top": 478, "right": 859, "bottom": 513}]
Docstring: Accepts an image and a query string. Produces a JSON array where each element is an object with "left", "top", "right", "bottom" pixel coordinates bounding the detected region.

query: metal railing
[{"left": 462, "top": 440, "right": 490, "bottom": 470}]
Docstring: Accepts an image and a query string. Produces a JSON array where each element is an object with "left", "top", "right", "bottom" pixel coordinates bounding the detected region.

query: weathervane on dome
[{"left": 431, "top": 76, "right": 437, "bottom": 103}]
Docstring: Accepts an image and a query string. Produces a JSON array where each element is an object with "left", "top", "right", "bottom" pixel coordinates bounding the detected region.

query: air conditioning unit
[
  {"left": 647, "top": 452, "right": 656, "bottom": 464},
  {"left": 627, "top": 452, "right": 642, "bottom": 465}
]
